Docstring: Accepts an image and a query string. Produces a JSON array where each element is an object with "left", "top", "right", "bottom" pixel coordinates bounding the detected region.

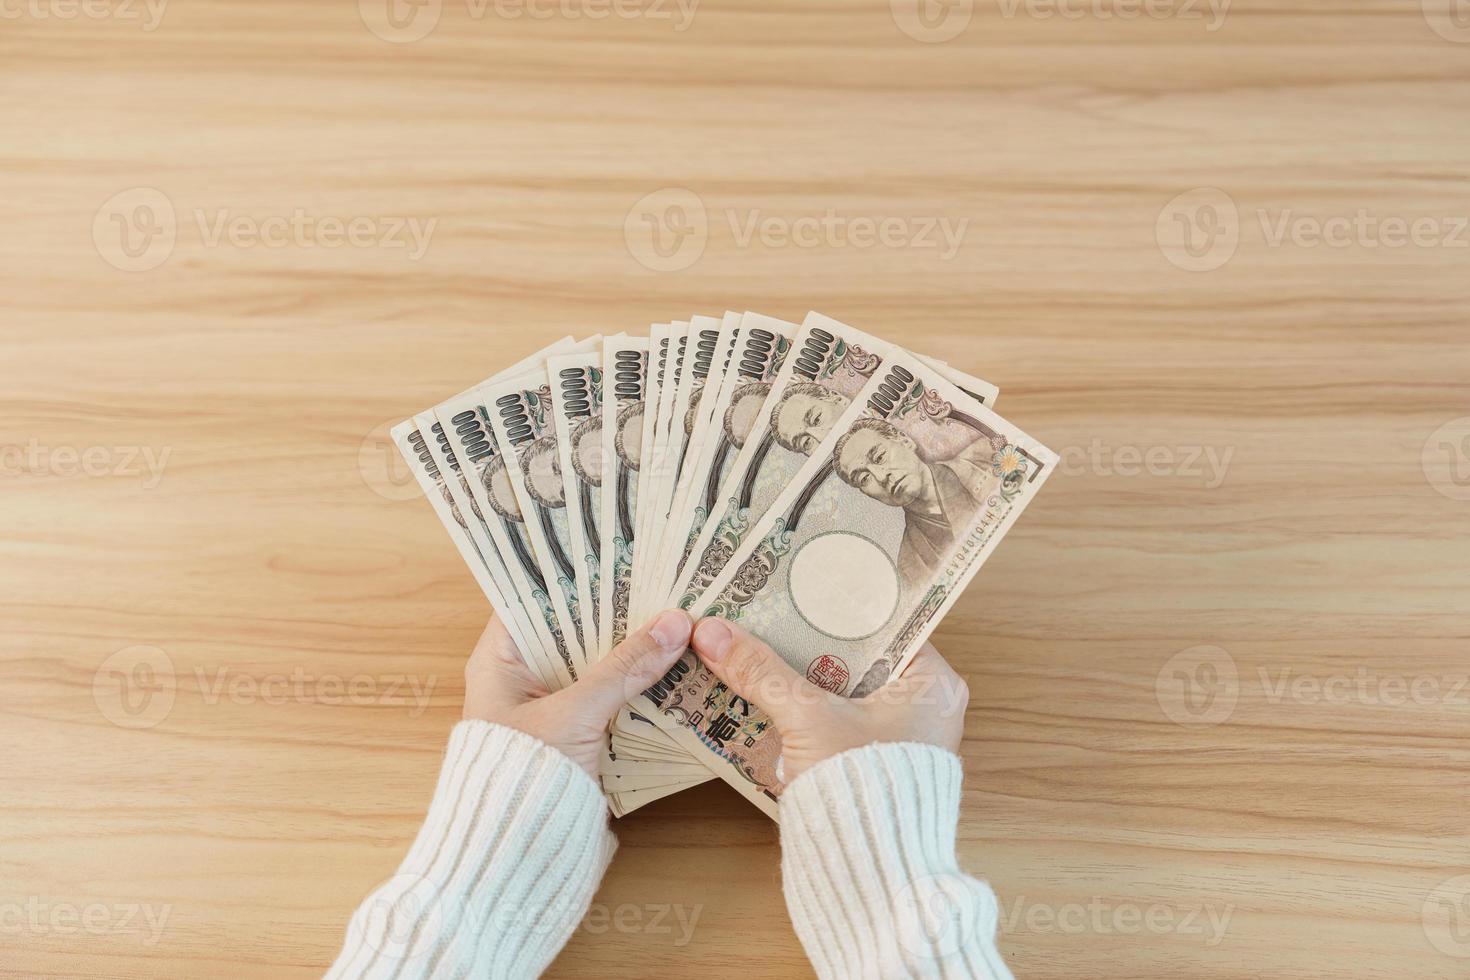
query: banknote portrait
[
  {"left": 770, "top": 381, "right": 852, "bottom": 455},
  {"left": 724, "top": 381, "right": 770, "bottom": 449},
  {"left": 569, "top": 412, "right": 603, "bottom": 560},
  {"left": 521, "top": 435, "right": 567, "bottom": 509},
  {"left": 683, "top": 388, "right": 702, "bottom": 437},
  {"left": 516, "top": 433, "right": 579, "bottom": 594},
  {"left": 480, "top": 451, "right": 550, "bottom": 593},
  {"left": 570, "top": 416, "right": 603, "bottom": 489},
  {"left": 614, "top": 401, "right": 644, "bottom": 471},
  {"left": 482, "top": 453, "right": 524, "bottom": 522},
  {"left": 832, "top": 416, "right": 1004, "bottom": 586}
]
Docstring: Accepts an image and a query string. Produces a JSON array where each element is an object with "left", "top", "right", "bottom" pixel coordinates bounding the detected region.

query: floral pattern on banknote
[
  {"left": 525, "top": 385, "right": 551, "bottom": 424},
  {"left": 610, "top": 535, "right": 633, "bottom": 645},
  {"left": 532, "top": 587, "right": 577, "bottom": 679},
  {"left": 702, "top": 519, "right": 794, "bottom": 622},
  {"left": 558, "top": 573, "right": 581, "bottom": 631},
  {"left": 993, "top": 442, "right": 1028, "bottom": 500},
  {"left": 917, "top": 383, "right": 952, "bottom": 421},
  {"left": 674, "top": 505, "right": 707, "bottom": 571},
  {"left": 679, "top": 497, "right": 751, "bottom": 609},
  {"left": 823, "top": 340, "right": 878, "bottom": 380}
]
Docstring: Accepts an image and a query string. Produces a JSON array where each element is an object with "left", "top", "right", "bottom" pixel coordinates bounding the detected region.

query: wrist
[
  {"left": 784, "top": 739, "right": 963, "bottom": 798},
  {"left": 457, "top": 719, "right": 608, "bottom": 794}
]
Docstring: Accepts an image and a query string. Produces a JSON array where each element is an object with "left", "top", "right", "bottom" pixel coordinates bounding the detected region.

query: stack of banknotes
[{"left": 393, "top": 312, "right": 1056, "bottom": 818}]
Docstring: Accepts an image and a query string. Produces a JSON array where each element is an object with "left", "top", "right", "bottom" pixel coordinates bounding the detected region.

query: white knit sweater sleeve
[
  {"left": 326, "top": 720, "right": 615, "bottom": 980},
  {"left": 779, "top": 742, "right": 1013, "bottom": 980}
]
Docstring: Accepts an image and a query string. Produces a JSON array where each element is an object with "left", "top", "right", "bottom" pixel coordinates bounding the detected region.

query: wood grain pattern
[{"left": 3, "top": 1, "right": 1468, "bottom": 976}]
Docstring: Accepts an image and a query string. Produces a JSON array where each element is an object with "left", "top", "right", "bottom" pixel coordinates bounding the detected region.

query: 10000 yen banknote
[
  {"left": 392, "top": 337, "right": 582, "bottom": 687},
  {"left": 645, "top": 314, "right": 741, "bottom": 609},
  {"left": 548, "top": 352, "right": 604, "bottom": 659},
  {"left": 428, "top": 339, "right": 599, "bottom": 687},
  {"left": 634, "top": 319, "right": 693, "bottom": 621},
  {"left": 409, "top": 409, "right": 555, "bottom": 682},
  {"left": 652, "top": 312, "right": 797, "bottom": 607},
  {"left": 671, "top": 313, "right": 892, "bottom": 610},
  {"left": 390, "top": 321, "right": 1043, "bottom": 819},
  {"left": 635, "top": 350, "right": 1056, "bottom": 816},
  {"left": 391, "top": 412, "right": 586, "bottom": 694},
  {"left": 629, "top": 323, "right": 682, "bottom": 622},
  {"left": 597, "top": 336, "right": 650, "bottom": 653},
  {"left": 484, "top": 371, "right": 592, "bottom": 670}
]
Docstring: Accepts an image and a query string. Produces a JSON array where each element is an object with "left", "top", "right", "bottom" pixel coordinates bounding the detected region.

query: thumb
[
  {"left": 690, "top": 617, "right": 830, "bottom": 728},
  {"left": 556, "top": 609, "right": 693, "bottom": 726}
]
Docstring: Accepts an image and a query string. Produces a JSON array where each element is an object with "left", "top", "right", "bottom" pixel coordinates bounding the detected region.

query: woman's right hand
[{"left": 688, "top": 617, "right": 970, "bottom": 785}]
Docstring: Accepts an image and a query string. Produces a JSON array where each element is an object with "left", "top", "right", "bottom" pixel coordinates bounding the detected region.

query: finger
[
  {"left": 903, "top": 642, "right": 955, "bottom": 680},
  {"left": 467, "top": 615, "right": 544, "bottom": 702},
  {"left": 691, "top": 617, "right": 830, "bottom": 727},
  {"left": 876, "top": 642, "right": 968, "bottom": 716},
  {"left": 473, "top": 614, "right": 525, "bottom": 667},
  {"left": 553, "top": 609, "right": 694, "bottom": 726}
]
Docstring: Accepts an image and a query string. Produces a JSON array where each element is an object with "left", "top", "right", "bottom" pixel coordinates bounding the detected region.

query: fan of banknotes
[{"left": 393, "top": 312, "right": 1056, "bottom": 819}]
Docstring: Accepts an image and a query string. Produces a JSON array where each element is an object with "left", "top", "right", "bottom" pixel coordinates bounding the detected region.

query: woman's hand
[
  {"left": 689, "top": 617, "right": 968, "bottom": 785},
  {"left": 463, "top": 609, "right": 694, "bottom": 778}
]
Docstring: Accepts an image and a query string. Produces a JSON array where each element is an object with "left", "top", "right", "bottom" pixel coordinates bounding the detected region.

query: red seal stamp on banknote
[{"left": 806, "top": 655, "right": 850, "bottom": 693}]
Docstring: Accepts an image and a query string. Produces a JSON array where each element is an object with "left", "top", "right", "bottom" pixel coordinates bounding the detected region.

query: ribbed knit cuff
[
  {"left": 327, "top": 721, "right": 617, "bottom": 980},
  {"left": 779, "top": 742, "right": 1012, "bottom": 980}
]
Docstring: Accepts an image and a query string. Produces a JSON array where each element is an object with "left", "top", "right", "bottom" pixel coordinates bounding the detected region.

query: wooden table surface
[{"left": 4, "top": 1, "right": 1468, "bottom": 977}]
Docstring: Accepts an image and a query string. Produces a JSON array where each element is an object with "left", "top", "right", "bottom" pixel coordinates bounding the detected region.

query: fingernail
[
  {"left": 650, "top": 609, "right": 692, "bottom": 651},
  {"left": 693, "top": 618, "right": 732, "bottom": 663}
]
